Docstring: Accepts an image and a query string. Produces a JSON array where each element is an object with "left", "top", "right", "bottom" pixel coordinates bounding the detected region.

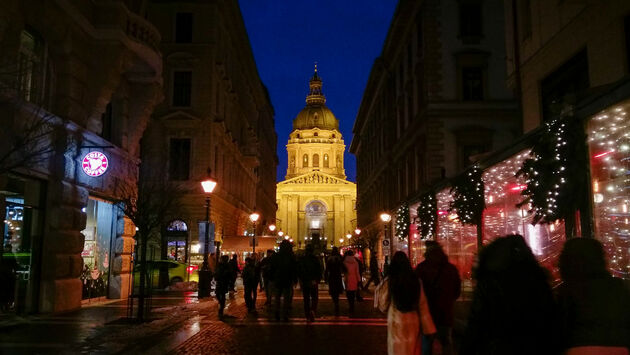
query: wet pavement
[{"left": 0, "top": 285, "right": 467, "bottom": 354}]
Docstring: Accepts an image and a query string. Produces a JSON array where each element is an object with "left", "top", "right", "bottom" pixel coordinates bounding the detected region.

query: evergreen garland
[
  {"left": 516, "top": 115, "right": 588, "bottom": 225},
  {"left": 395, "top": 202, "right": 410, "bottom": 241},
  {"left": 449, "top": 164, "right": 485, "bottom": 225},
  {"left": 416, "top": 192, "right": 437, "bottom": 239}
]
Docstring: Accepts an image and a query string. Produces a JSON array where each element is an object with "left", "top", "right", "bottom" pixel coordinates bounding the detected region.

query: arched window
[
  {"left": 303, "top": 154, "right": 309, "bottom": 167},
  {"left": 313, "top": 154, "right": 319, "bottom": 167},
  {"left": 323, "top": 154, "right": 329, "bottom": 168}
]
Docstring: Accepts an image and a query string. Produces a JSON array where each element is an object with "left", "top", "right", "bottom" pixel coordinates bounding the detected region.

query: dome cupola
[{"left": 292, "top": 65, "right": 340, "bottom": 131}]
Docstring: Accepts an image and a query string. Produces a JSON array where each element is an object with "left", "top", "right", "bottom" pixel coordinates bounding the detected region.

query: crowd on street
[{"left": 210, "top": 235, "right": 630, "bottom": 355}]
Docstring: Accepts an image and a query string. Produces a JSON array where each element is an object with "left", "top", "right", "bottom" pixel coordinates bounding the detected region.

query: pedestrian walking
[
  {"left": 363, "top": 253, "right": 380, "bottom": 290},
  {"left": 325, "top": 246, "right": 345, "bottom": 316},
  {"left": 297, "top": 244, "right": 323, "bottom": 322},
  {"left": 460, "top": 234, "right": 556, "bottom": 355},
  {"left": 259, "top": 249, "right": 275, "bottom": 305},
  {"left": 415, "top": 241, "right": 461, "bottom": 355},
  {"left": 556, "top": 238, "right": 630, "bottom": 354},
  {"left": 228, "top": 254, "right": 239, "bottom": 298},
  {"left": 375, "top": 251, "right": 436, "bottom": 355},
  {"left": 242, "top": 256, "right": 259, "bottom": 314},
  {"left": 270, "top": 240, "right": 297, "bottom": 321},
  {"left": 214, "top": 255, "right": 232, "bottom": 320},
  {"left": 343, "top": 250, "right": 362, "bottom": 316}
]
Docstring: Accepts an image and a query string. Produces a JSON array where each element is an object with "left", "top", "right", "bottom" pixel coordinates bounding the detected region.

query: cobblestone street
[{"left": 173, "top": 288, "right": 387, "bottom": 355}]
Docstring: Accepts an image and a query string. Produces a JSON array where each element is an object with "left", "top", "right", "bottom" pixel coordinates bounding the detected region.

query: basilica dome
[{"left": 292, "top": 67, "right": 340, "bottom": 131}]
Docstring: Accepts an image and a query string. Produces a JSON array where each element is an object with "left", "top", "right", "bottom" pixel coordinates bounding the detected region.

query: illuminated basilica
[{"left": 276, "top": 67, "right": 357, "bottom": 250}]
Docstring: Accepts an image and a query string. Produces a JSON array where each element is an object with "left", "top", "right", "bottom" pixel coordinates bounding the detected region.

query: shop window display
[
  {"left": 1, "top": 176, "right": 43, "bottom": 314},
  {"left": 436, "top": 188, "right": 477, "bottom": 281},
  {"left": 588, "top": 101, "right": 630, "bottom": 280},
  {"left": 482, "top": 150, "right": 565, "bottom": 283},
  {"left": 81, "top": 198, "right": 115, "bottom": 300}
]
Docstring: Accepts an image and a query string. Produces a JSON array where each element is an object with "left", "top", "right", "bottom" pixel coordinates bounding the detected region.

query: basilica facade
[{"left": 276, "top": 69, "right": 356, "bottom": 251}]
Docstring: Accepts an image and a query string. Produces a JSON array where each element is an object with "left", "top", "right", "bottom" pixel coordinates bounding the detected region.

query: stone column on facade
[
  {"left": 333, "top": 194, "right": 343, "bottom": 245},
  {"left": 109, "top": 211, "right": 135, "bottom": 299},
  {"left": 40, "top": 142, "right": 89, "bottom": 313}
]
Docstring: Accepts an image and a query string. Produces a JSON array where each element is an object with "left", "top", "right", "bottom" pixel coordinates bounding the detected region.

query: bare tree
[{"left": 114, "top": 167, "right": 189, "bottom": 321}]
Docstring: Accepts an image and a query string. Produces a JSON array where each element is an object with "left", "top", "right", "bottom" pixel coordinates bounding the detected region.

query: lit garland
[
  {"left": 450, "top": 164, "right": 485, "bottom": 225},
  {"left": 395, "top": 202, "right": 410, "bottom": 241},
  {"left": 516, "top": 116, "right": 588, "bottom": 226},
  {"left": 416, "top": 192, "right": 437, "bottom": 239}
]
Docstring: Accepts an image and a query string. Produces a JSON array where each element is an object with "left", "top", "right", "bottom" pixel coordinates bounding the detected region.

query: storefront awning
[{"left": 220, "top": 236, "right": 278, "bottom": 253}]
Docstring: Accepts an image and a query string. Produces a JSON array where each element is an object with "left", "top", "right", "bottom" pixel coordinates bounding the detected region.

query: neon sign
[{"left": 82, "top": 151, "right": 109, "bottom": 177}]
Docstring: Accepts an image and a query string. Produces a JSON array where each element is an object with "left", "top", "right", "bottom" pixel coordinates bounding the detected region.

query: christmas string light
[
  {"left": 395, "top": 202, "right": 410, "bottom": 241},
  {"left": 416, "top": 192, "right": 437, "bottom": 240}
]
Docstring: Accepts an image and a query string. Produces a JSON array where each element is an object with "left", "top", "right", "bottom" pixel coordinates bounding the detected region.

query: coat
[
  {"left": 297, "top": 254, "right": 323, "bottom": 286},
  {"left": 343, "top": 255, "right": 362, "bottom": 291},
  {"left": 415, "top": 258, "right": 461, "bottom": 326},
  {"left": 214, "top": 262, "right": 232, "bottom": 293},
  {"left": 325, "top": 254, "right": 345, "bottom": 295},
  {"left": 375, "top": 278, "right": 436, "bottom": 355}
]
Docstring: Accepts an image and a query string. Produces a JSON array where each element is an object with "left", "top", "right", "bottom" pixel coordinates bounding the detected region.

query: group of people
[
  {"left": 212, "top": 240, "right": 371, "bottom": 322},
  {"left": 375, "top": 235, "right": 630, "bottom": 355}
]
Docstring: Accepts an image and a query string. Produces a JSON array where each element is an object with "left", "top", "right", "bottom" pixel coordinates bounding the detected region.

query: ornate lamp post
[
  {"left": 199, "top": 169, "right": 217, "bottom": 298},
  {"left": 380, "top": 212, "right": 392, "bottom": 262},
  {"left": 249, "top": 210, "right": 260, "bottom": 255}
]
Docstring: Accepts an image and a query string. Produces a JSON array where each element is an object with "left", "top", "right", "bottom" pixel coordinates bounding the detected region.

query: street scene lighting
[
  {"left": 354, "top": 228, "right": 361, "bottom": 235},
  {"left": 268, "top": 224, "right": 276, "bottom": 232},
  {"left": 249, "top": 210, "right": 260, "bottom": 254},
  {"left": 199, "top": 169, "right": 216, "bottom": 298},
  {"left": 380, "top": 212, "right": 392, "bottom": 223}
]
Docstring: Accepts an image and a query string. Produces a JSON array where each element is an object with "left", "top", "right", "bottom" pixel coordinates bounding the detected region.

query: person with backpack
[{"left": 258, "top": 249, "right": 275, "bottom": 305}]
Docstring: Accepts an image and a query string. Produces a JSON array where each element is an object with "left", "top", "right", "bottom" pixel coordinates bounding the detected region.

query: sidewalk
[{"left": 0, "top": 291, "right": 209, "bottom": 354}]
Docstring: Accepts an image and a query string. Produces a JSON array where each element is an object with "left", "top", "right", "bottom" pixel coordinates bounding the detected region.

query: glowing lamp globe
[
  {"left": 278, "top": 231, "right": 284, "bottom": 237},
  {"left": 380, "top": 213, "right": 392, "bottom": 223},
  {"left": 249, "top": 212, "right": 260, "bottom": 223},
  {"left": 354, "top": 228, "right": 361, "bottom": 235},
  {"left": 201, "top": 178, "right": 217, "bottom": 193},
  {"left": 269, "top": 224, "right": 276, "bottom": 232}
]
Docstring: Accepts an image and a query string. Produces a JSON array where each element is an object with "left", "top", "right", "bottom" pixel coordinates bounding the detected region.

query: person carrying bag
[{"left": 375, "top": 251, "right": 436, "bottom": 355}]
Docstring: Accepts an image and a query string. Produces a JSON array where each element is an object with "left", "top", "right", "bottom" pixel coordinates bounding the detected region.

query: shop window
[
  {"left": 80, "top": 198, "right": 115, "bottom": 300},
  {"left": 588, "top": 101, "right": 630, "bottom": 280},
  {"left": 18, "top": 29, "right": 47, "bottom": 105},
  {"left": 323, "top": 154, "right": 329, "bottom": 168},
  {"left": 541, "top": 49, "right": 589, "bottom": 121},
  {"left": 169, "top": 138, "right": 191, "bottom": 181},
  {"left": 482, "top": 151, "right": 565, "bottom": 284},
  {"left": 175, "top": 13, "right": 193, "bottom": 43},
  {"left": 313, "top": 154, "right": 319, "bottom": 168},
  {"left": 1, "top": 176, "right": 43, "bottom": 314},
  {"left": 458, "top": 1, "right": 483, "bottom": 43},
  {"left": 462, "top": 67, "right": 484, "bottom": 101},
  {"left": 172, "top": 71, "right": 192, "bottom": 107}
]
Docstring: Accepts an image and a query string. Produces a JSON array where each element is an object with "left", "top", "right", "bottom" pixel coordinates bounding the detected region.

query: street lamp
[
  {"left": 355, "top": 228, "right": 361, "bottom": 236},
  {"left": 380, "top": 212, "right": 392, "bottom": 262},
  {"left": 268, "top": 224, "right": 276, "bottom": 234},
  {"left": 199, "top": 169, "right": 217, "bottom": 298},
  {"left": 249, "top": 210, "right": 260, "bottom": 255},
  {"left": 346, "top": 233, "right": 352, "bottom": 241}
]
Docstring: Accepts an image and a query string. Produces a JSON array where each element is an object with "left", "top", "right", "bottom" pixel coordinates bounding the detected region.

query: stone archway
[{"left": 305, "top": 200, "right": 327, "bottom": 252}]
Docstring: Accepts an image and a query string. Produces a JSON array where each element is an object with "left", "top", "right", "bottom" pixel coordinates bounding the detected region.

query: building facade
[
  {"left": 0, "top": 0, "right": 162, "bottom": 313},
  {"left": 276, "top": 70, "right": 356, "bottom": 251},
  {"left": 350, "top": 0, "right": 520, "bottom": 261},
  {"left": 143, "top": 0, "right": 277, "bottom": 262}
]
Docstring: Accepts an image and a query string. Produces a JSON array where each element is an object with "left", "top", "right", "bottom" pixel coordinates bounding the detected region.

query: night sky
[{"left": 239, "top": 1, "right": 398, "bottom": 182}]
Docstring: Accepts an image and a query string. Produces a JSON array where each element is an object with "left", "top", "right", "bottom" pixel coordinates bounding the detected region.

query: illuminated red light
[
  {"left": 187, "top": 265, "right": 199, "bottom": 274},
  {"left": 594, "top": 150, "right": 614, "bottom": 158},
  {"left": 510, "top": 184, "right": 527, "bottom": 192},
  {"left": 437, "top": 210, "right": 448, "bottom": 216}
]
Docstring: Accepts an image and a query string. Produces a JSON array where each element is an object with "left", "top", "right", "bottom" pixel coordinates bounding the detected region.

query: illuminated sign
[{"left": 82, "top": 151, "right": 109, "bottom": 177}]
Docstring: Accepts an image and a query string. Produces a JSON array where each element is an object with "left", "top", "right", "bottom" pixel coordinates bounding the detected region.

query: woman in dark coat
[
  {"left": 325, "top": 246, "right": 345, "bottom": 316},
  {"left": 556, "top": 238, "right": 630, "bottom": 354}
]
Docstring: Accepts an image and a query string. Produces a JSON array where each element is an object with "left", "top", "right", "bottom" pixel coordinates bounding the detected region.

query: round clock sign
[{"left": 82, "top": 151, "right": 109, "bottom": 177}]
